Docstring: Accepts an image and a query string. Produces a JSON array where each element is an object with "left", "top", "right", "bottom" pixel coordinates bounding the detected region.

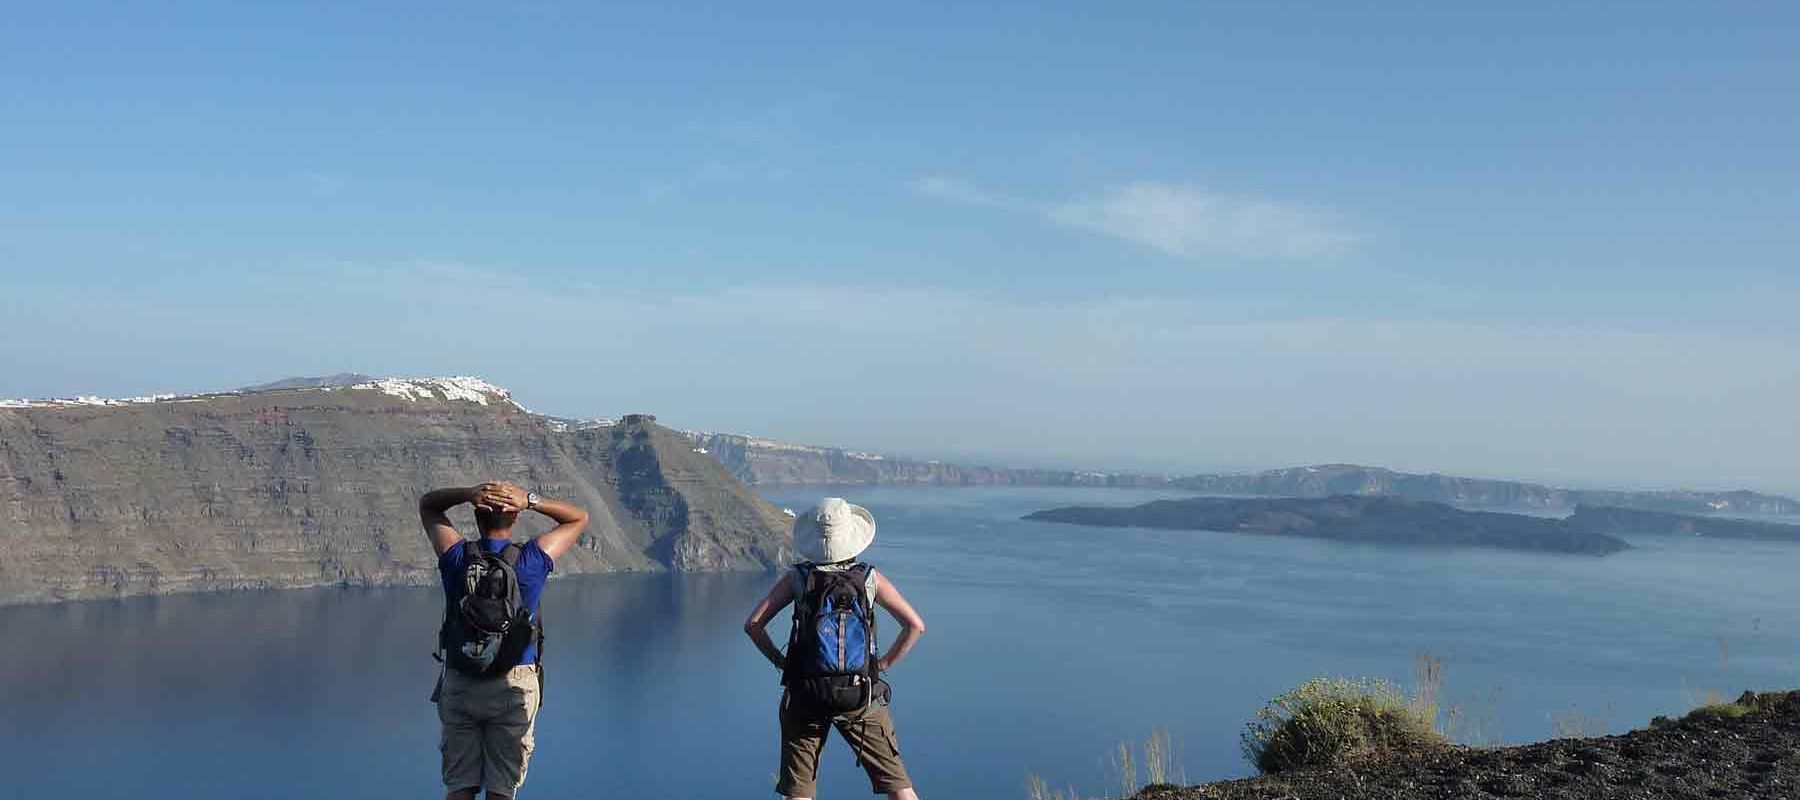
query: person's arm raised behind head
[
  {"left": 420, "top": 482, "right": 522, "bottom": 555},
  {"left": 872, "top": 570, "right": 925, "bottom": 673},
  {"left": 743, "top": 574, "right": 796, "bottom": 671},
  {"left": 419, "top": 485, "right": 479, "bottom": 556},
  {"left": 527, "top": 496, "right": 588, "bottom": 560},
  {"left": 483, "top": 483, "right": 590, "bottom": 561}
]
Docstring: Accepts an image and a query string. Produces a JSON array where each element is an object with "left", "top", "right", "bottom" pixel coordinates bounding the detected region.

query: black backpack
[
  {"left": 439, "top": 542, "right": 540, "bottom": 678},
  {"left": 782, "top": 562, "right": 880, "bottom": 716}
]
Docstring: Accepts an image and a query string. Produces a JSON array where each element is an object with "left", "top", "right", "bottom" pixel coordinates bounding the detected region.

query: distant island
[
  {"left": 1565, "top": 504, "right": 1800, "bottom": 541},
  {"left": 1027, "top": 495, "right": 1800, "bottom": 554},
  {"left": 682, "top": 433, "right": 1797, "bottom": 516},
  {"left": 1025, "top": 495, "right": 1631, "bottom": 555},
  {"left": 1169, "top": 464, "right": 1800, "bottom": 516}
]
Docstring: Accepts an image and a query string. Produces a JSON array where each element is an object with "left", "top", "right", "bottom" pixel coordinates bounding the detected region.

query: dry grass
[
  {"left": 1441, "top": 685, "right": 1506, "bottom": 747},
  {"left": 1684, "top": 683, "right": 1729, "bottom": 709},
  {"left": 1113, "top": 741, "right": 1136, "bottom": 798},
  {"left": 1025, "top": 728, "right": 1184, "bottom": 800},
  {"left": 1411, "top": 651, "right": 1443, "bottom": 725},
  {"left": 1413, "top": 651, "right": 1513, "bottom": 747},
  {"left": 1676, "top": 633, "right": 1738, "bottom": 711},
  {"left": 1242, "top": 677, "right": 1448, "bottom": 774},
  {"left": 1142, "top": 727, "right": 1176, "bottom": 786},
  {"left": 1548, "top": 703, "right": 1610, "bottom": 739},
  {"left": 1025, "top": 773, "right": 1085, "bottom": 800}
]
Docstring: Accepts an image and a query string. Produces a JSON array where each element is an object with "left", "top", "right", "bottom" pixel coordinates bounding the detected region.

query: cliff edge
[{"left": 0, "top": 378, "right": 795, "bottom": 604}]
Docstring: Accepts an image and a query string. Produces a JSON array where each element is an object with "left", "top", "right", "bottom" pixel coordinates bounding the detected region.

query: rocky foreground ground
[{"left": 1145, "top": 691, "right": 1798, "bottom": 800}]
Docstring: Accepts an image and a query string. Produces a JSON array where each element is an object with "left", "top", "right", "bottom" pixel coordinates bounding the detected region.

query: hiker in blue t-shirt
[{"left": 420, "top": 481, "right": 588, "bottom": 800}]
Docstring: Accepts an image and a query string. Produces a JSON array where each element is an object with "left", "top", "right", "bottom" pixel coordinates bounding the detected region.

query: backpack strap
[
  {"left": 849, "top": 562, "right": 876, "bottom": 611},
  {"left": 438, "top": 539, "right": 472, "bottom": 656},
  {"left": 780, "top": 564, "right": 818, "bottom": 687},
  {"left": 500, "top": 541, "right": 543, "bottom": 661},
  {"left": 495, "top": 541, "right": 526, "bottom": 612},
  {"left": 849, "top": 563, "right": 879, "bottom": 694},
  {"left": 497, "top": 541, "right": 524, "bottom": 568},
  {"left": 788, "top": 563, "right": 811, "bottom": 602}
]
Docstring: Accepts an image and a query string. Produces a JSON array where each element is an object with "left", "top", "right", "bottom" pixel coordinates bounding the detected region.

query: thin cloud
[
  {"left": 909, "top": 175, "right": 1015, "bottom": 209},
  {"left": 1049, "top": 182, "right": 1356, "bottom": 260},
  {"left": 915, "top": 176, "right": 1358, "bottom": 262}
]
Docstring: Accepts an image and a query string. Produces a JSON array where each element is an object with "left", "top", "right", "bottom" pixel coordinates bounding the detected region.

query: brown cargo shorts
[
  {"left": 437, "top": 664, "right": 542, "bottom": 797},
  {"left": 776, "top": 693, "right": 912, "bottom": 797}
]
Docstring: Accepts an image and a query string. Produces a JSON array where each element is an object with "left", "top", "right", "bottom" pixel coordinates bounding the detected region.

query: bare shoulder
[{"left": 870, "top": 567, "right": 898, "bottom": 594}]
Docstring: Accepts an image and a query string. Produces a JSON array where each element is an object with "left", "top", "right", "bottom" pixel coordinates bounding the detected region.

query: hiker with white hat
[{"left": 744, "top": 498, "right": 927, "bottom": 800}]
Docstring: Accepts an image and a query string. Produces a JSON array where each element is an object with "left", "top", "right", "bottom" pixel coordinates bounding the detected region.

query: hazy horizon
[
  {"left": 4, "top": 5, "right": 1796, "bottom": 493},
  {"left": 3, "top": 366, "right": 1793, "bottom": 498}
]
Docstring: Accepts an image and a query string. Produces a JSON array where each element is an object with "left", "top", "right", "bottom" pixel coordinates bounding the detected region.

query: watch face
[{"left": 527, "top": 492, "right": 541, "bottom": 506}]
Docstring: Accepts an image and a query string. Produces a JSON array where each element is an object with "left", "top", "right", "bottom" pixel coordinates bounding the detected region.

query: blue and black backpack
[{"left": 782, "top": 562, "right": 881, "bottom": 716}]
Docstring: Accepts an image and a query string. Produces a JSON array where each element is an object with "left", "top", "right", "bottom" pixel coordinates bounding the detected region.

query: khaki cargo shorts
[
  {"left": 437, "top": 664, "right": 542, "bottom": 797},
  {"left": 776, "top": 693, "right": 911, "bottom": 797}
]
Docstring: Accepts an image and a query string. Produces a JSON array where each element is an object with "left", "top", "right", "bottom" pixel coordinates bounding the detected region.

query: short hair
[{"left": 473, "top": 506, "right": 519, "bottom": 533}]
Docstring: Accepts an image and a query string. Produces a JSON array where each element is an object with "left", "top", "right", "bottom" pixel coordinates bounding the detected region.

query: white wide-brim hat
[{"left": 793, "top": 497, "right": 876, "bottom": 563}]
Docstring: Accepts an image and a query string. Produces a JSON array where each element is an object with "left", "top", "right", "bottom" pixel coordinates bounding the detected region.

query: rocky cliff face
[
  {"left": 682, "top": 431, "right": 1167, "bottom": 488},
  {"left": 0, "top": 379, "right": 794, "bottom": 605}
]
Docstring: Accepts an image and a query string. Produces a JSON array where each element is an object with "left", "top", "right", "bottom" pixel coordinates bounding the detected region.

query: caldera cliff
[{"left": 0, "top": 378, "right": 795, "bottom": 605}]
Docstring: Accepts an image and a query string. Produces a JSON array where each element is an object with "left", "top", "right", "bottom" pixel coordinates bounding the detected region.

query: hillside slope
[
  {"left": 684, "top": 433, "right": 1796, "bottom": 516},
  {"left": 0, "top": 378, "right": 794, "bottom": 604},
  {"left": 1151, "top": 690, "right": 1800, "bottom": 800},
  {"left": 685, "top": 430, "right": 1168, "bottom": 487}
]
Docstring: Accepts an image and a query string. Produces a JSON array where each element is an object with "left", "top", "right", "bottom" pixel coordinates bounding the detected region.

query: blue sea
[{"left": 4, "top": 485, "right": 1796, "bottom": 798}]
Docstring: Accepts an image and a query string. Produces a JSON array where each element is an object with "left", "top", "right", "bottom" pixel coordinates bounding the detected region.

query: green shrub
[
  {"left": 1241, "top": 677, "right": 1447, "bottom": 774},
  {"left": 1652, "top": 690, "right": 1780, "bottom": 729},
  {"left": 1685, "top": 702, "right": 1752, "bottom": 722}
]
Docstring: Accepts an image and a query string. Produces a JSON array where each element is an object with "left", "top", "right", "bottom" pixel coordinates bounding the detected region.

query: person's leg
[
  {"left": 480, "top": 666, "right": 543, "bottom": 799},
  {"left": 439, "top": 672, "right": 485, "bottom": 800},
  {"left": 832, "top": 704, "right": 915, "bottom": 798},
  {"left": 776, "top": 694, "right": 832, "bottom": 799}
]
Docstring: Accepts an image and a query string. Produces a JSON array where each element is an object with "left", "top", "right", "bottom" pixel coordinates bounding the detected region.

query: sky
[{"left": 2, "top": 3, "right": 1796, "bottom": 492}]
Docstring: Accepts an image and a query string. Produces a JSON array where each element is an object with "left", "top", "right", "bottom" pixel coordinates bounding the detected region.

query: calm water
[{"left": 5, "top": 485, "right": 1798, "bottom": 798}]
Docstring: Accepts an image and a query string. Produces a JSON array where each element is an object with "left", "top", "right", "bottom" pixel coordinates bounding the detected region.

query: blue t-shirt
[{"left": 439, "top": 538, "right": 554, "bottom": 665}]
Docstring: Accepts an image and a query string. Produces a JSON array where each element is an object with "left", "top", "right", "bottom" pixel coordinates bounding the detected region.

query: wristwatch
[{"left": 526, "top": 491, "right": 541, "bottom": 510}]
